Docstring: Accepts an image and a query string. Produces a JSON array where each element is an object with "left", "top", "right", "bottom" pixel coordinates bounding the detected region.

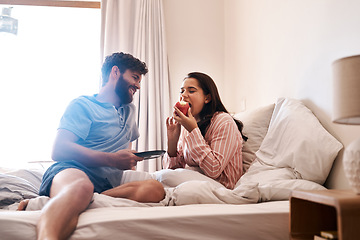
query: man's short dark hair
[{"left": 101, "top": 52, "right": 148, "bottom": 86}]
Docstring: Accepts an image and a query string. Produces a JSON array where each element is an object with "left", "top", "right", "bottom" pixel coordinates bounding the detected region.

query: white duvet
[
  {"left": 7, "top": 165, "right": 326, "bottom": 212},
  {"left": 15, "top": 168, "right": 259, "bottom": 211}
]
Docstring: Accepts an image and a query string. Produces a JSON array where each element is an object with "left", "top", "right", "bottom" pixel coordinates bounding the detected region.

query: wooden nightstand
[{"left": 290, "top": 189, "right": 360, "bottom": 240}]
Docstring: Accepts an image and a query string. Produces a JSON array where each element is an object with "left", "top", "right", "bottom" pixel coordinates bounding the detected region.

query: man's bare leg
[
  {"left": 101, "top": 179, "right": 165, "bottom": 203},
  {"left": 18, "top": 171, "right": 164, "bottom": 239},
  {"left": 37, "top": 168, "right": 94, "bottom": 240}
]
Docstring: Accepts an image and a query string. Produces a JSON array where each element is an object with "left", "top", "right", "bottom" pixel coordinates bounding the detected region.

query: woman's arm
[
  {"left": 163, "top": 116, "right": 187, "bottom": 169},
  {"left": 162, "top": 153, "right": 185, "bottom": 169},
  {"left": 162, "top": 131, "right": 186, "bottom": 169},
  {"left": 184, "top": 114, "right": 242, "bottom": 179}
]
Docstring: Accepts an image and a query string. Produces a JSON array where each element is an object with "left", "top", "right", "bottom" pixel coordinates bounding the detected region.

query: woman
[{"left": 163, "top": 72, "right": 247, "bottom": 189}]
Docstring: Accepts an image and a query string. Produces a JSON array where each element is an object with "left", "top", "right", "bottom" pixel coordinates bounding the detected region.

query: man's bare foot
[{"left": 17, "top": 199, "right": 29, "bottom": 211}]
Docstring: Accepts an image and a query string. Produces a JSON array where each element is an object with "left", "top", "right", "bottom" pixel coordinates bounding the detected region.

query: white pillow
[
  {"left": 234, "top": 104, "right": 275, "bottom": 172},
  {"left": 256, "top": 98, "right": 343, "bottom": 185}
]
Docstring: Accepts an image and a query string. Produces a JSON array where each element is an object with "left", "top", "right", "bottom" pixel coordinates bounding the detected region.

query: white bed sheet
[{"left": 0, "top": 201, "right": 289, "bottom": 240}]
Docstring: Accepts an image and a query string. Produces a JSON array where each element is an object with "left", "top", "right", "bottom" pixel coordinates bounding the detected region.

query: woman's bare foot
[{"left": 17, "top": 199, "right": 29, "bottom": 211}]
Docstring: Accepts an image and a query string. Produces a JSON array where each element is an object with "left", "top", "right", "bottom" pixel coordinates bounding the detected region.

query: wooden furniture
[{"left": 290, "top": 189, "right": 360, "bottom": 240}]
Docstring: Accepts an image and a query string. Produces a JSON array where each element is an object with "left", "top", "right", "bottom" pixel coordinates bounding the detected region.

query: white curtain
[{"left": 101, "top": 0, "right": 171, "bottom": 172}]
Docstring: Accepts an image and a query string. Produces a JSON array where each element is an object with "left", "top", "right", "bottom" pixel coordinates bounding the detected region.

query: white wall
[
  {"left": 224, "top": 0, "right": 360, "bottom": 189},
  {"left": 164, "top": 0, "right": 360, "bottom": 189},
  {"left": 163, "top": 0, "right": 224, "bottom": 105}
]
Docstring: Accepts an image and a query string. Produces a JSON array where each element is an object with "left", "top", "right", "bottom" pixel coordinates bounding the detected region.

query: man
[{"left": 19, "top": 52, "right": 165, "bottom": 240}]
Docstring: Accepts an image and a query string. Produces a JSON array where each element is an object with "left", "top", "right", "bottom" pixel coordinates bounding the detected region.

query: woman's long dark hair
[{"left": 186, "top": 72, "right": 248, "bottom": 141}]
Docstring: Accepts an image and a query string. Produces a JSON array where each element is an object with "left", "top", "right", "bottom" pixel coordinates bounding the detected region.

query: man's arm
[{"left": 52, "top": 129, "right": 142, "bottom": 169}]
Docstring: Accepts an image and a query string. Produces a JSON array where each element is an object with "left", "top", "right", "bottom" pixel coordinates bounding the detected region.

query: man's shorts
[{"left": 39, "top": 160, "right": 113, "bottom": 196}]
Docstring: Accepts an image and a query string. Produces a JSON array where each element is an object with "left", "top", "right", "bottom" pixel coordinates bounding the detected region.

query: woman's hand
[
  {"left": 166, "top": 116, "right": 181, "bottom": 156},
  {"left": 173, "top": 106, "right": 198, "bottom": 133},
  {"left": 166, "top": 116, "right": 181, "bottom": 141}
]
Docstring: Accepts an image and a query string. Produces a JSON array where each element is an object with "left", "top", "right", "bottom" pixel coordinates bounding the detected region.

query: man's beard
[{"left": 115, "top": 75, "right": 133, "bottom": 104}]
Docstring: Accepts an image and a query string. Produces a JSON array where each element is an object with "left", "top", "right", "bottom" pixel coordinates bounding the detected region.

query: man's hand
[{"left": 111, "top": 149, "right": 144, "bottom": 170}]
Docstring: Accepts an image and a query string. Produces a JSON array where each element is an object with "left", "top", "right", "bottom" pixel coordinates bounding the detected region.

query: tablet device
[{"left": 134, "top": 150, "right": 166, "bottom": 160}]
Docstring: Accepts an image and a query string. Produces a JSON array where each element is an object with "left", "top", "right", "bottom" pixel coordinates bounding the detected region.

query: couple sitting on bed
[{"left": 18, "top": 52, "right": 247, "bottom": 240}]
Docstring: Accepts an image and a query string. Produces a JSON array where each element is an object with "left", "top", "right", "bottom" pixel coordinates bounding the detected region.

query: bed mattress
[{"left": 0, "top": 200, "right": 289, "bottom": 240}]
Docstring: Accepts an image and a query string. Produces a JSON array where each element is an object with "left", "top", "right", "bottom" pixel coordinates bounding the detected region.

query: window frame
[{"left": 0, "top": 0, "right": 100, "bottom": 9}]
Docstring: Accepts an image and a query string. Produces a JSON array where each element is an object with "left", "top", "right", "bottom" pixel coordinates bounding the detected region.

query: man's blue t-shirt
[
  {"left": 56, "top": 94, "right": 139, "bottom": 187},
  {"left": 59, "top": 95, "right": 139, "bottom": 152}
]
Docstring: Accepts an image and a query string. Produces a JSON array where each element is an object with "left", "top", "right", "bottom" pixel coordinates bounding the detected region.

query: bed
[{"left": 0, "top": 98, "right": 343, "bottom": 240}]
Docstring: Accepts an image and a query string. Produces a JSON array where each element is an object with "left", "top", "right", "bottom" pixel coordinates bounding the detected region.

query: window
[{"left": 0, "top": 3, "right": 100, "bottom": 168}]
